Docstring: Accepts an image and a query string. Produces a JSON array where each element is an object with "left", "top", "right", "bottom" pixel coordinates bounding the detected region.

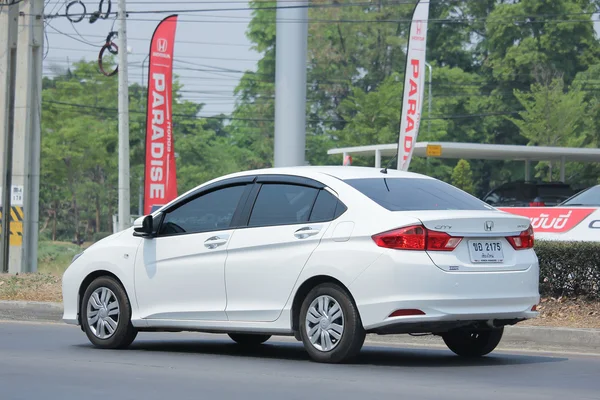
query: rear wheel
[
  {"left": 442, "top": 327, "right": 504, "bottom": 357},
  {"left": 299, "top": 283, "right": 365, "bottom": 363},
  {"left": 228, "top": 333, "right": 271, "bottom": 346},
  {"left": 81, "top": 276, "right": 138, "bottom": 349}
]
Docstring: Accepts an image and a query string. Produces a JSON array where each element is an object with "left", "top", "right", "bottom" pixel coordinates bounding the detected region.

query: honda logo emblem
[
  {"left": 415, "top": 21, "right": 423, "bottom": 35},
  {"left": 157, "top": 38, "right": 168, "bottom": 53},
  {"left": 484, "top": 221, "right": 494, "bottom": 232}
]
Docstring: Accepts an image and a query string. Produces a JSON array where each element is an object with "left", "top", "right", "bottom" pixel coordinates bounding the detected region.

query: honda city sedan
[{"left": 62, "top": 166, "right": 540, "bottom": 363}]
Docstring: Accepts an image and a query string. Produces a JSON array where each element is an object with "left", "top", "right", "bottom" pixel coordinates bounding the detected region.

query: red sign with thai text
[{"left": 499, "top": 207, "right": 597, "bottom": 233}]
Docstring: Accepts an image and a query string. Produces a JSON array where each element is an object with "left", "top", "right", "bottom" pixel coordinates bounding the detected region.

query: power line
[
  {"left": 47, "top": 46, "right": 261, "bottom": 62},
  {"left": 45, "top": 22, "right": 103, "bottom": 48},
  {"left": 44, "top": 0, "right": 418, "bottom": 19},
  {"left": 0, "top": 0, "right": 24, "bottom": 7},
  {"left": 44, "top": 31, "right": 252, "bottom": 47},
  {"left": 43, "top": 99, "right": 524, "bottom": 122}
]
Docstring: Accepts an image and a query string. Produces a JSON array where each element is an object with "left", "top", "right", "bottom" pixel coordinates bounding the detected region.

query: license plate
[{"left": 468, "top": 240, "right": 504, "bottom": 263}]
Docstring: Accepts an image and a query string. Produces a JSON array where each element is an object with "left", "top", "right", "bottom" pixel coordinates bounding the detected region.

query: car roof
[{"left": 223, "top": 166, "right": 431, "bottom": 181}]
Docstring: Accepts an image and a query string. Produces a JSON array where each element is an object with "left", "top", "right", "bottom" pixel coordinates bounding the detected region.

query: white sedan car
[{"left": 62, "top": 166, "right": 539, "bottom": 363}]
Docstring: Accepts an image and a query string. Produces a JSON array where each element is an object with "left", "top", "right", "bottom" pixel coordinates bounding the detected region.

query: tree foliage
[
  {"left": 40, "top": 0, "right": 600, "bottom": 241},
  {"left": 452, "top": 159, "right": 475, "bottom": 195}
]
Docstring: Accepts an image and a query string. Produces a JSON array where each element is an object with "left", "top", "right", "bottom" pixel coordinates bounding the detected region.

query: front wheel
[
  {"left": 228, "top": 333, "right": 271, "bottom": 346},
  {"left": 299, "top": 283, "right": 365, "bottom": 363},
  {"left": 442, "top": 327, "right": 504, "bottom": 357},
  {"left": 81, "top": 276, "right": 138, "bottom": 349}
]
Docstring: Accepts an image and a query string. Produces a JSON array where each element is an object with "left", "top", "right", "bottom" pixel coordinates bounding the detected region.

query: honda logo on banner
[{"left": 157, "top": 38, "right": 168, "bottom": 53}]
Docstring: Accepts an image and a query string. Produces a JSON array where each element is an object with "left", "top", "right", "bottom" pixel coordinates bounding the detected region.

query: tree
[
  {"left": 40, "top": 61, "right": 237, "bottom": 241},
  {"left": 452, "top": 159, "right": 475, "bottom": 195},
  {"left": 508, "top": 77, "right": 592, "bottom": 180},
  {"left": 509, "top": 77, "right": 589, "bottom": 148}
]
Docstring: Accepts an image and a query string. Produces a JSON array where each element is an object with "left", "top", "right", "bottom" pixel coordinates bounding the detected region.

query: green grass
[{"left": 37, "top": 241, "right": 84, "bottom": 275}]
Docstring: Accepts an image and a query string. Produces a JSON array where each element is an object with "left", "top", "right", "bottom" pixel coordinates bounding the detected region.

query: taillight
[
  {"left": 529, "top": 201, "right": 545, "bottom": 207},
  {"left": 372, "top": 225, "right": 462, "bottom": 251},
  {"left": 507, "top": 226, "right": 534, "bottom": 250}
]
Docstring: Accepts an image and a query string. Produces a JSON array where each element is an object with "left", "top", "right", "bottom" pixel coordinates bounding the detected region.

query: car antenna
[{"left": 380, "top": 153, "right": 399, "bottom": 174}]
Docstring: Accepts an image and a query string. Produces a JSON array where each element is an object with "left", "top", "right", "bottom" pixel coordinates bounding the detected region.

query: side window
[
  {"left": 309, "top": 190, "right": 347, "bottom": 222},
  {"left": 159, "top": 185, "right": 246, "bottom": 236},
  {"left": 249, "top": 184, "right": 319, "bottom": 227}
]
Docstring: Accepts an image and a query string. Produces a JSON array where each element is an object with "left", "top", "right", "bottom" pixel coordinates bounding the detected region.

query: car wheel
[
  {"left": 299, "top": 283, "right": 365, "bottom": 363},
  {"left": 81, "top": 276, "right": 138, "bottom": 349},
  {"left": 442, "top": 327, "right": 504, "bottom": 357},
  {"left": 228, "top": 333, "right": 271, "bottom": 346}
]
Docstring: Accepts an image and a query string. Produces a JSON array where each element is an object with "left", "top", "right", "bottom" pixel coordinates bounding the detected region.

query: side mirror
[{"left": 133, "top": 215, "right": 154, "bottom": 238}]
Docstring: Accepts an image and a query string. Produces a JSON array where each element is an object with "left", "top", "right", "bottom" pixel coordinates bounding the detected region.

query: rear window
[
  {"left": 562, "top": 185, "right": 600, "bottom": 206},
  {"left": 345, "top": 178, "right": 492, "bottom": 211},
  {"left": 536, "top": 185, "right": 573, "bottom": 200}
]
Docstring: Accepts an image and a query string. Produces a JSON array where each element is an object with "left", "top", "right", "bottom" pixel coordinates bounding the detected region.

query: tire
[
  {"left": 299, "top": 283, "right": 365, "bottom": 363},
  {"left": 81, "top": 276, "right": 138, "bottom": 349},
  {"left": 228, "top": 333, "right": 271, "bottom": 346},
  {"left": 442, "top": 327, "right": 504, "bottom": 357}
]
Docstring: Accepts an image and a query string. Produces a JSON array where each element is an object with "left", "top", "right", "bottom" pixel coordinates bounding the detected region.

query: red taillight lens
[
  {"left": 529, "top": 201, "right": 545, "bottom": 207},
  {"left": 372, "top": 225, "right": 462, "bottom": 251},
  {"left": 372, "top": 225, "right": 425, "bottom": 250},
  {"left": 507, "top": 226, "right": 535, "bottom": 250}
]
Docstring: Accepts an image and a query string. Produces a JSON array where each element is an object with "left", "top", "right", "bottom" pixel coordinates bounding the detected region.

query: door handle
[
  {"left": 204, "top": 236, "right": 228, "bottom": 249},
  {"left": 294, "top": 227, "right": 321, "bottom": 239}
]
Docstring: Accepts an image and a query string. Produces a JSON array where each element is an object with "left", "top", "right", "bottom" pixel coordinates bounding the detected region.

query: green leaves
[
  {"left": 536, "top": 240, "right": 600, "bottom": 299},
  {"left": 451, "top": 160, "right": 475, "bottom": 195},
  {"left": 40, "top": 61, "right": 239, "bottom": 240},
  {"left": 40, "top": 0, "right": 600, "bottom": 241}
]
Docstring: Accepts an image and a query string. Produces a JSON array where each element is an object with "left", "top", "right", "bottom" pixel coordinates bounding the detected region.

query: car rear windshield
[
  {"left": 535, "top": 185, "right": 573, "bottom": 200},
  {"left": 562, "top": 185, "right": 600, "bottom": 206},
  {"left": 345, "top": 178, "right": 492, "bottom": 211}
]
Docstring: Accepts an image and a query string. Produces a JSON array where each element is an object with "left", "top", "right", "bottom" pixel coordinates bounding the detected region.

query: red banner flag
[
  {"left": 396, "top": 0, "right": 429, "bottom": 171},
  {"left": 144, "top": 15, "right": 179, "bottom": 215}
]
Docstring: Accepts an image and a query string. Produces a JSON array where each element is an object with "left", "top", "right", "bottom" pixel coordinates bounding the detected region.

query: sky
[{"left": 42, "top": 0, "right": 260, "bottom": 116}]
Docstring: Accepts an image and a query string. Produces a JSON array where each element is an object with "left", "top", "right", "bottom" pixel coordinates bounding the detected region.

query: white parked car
[{"left": 62, "top": 166, "right": 540, "bottom": 363}]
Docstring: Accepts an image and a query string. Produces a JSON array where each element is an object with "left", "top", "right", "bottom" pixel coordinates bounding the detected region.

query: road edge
[{"left": 1, "top": 300, "right": 599, "bottom": 352}]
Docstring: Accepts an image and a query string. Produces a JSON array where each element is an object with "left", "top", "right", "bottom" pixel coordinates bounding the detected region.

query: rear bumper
[{"left": 349, "top": 250, "right": 540, "bottom": 332}]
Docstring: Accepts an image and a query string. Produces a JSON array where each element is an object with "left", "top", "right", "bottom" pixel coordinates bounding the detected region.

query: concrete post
[
  {"left": 117, "top": 0, "right": 131, "bottom": 231},
  {"left": 375, "top": 149, "right": 382, "bottom": 169},
  {"left": 10, "top": 0, "right": 44, "bottom": 273},
  {"left": 273, "top": 1, "right": 308, "bottom": 168},
  {"left": 0, "top": 0, "right": 19, "bottom": 273}
]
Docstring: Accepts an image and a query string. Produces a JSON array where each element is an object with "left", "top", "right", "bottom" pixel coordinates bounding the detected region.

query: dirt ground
[
  {"left": 0, "top": 273, "right": 63, "bottom": 303},
  {"left": 1, "top": 273, "right": 599, "bottom": 329},
  {"left": 520, "top": 296, "right": 600, "bottom": 329}
]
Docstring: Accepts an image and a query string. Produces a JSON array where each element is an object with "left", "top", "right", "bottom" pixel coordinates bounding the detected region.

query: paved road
[{"left": 1, "top": 321, "right": 599, "bottom": 400}]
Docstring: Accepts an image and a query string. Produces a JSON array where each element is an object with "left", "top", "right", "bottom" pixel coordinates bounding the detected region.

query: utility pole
[
  {"left": 10, "top": 0, "right": 44, "bottom": 273},
  {"left": 273, "top": 0, "right": 308, "bottom": 167},
  {"left": 0, "top": 0, "right": 19, "bottom": 273},
  {"left": 117, "top": 0, "right": 130, "bottom": 231},
  {"left": 425, "top": 62, "right": 432, "bottom": 137}
]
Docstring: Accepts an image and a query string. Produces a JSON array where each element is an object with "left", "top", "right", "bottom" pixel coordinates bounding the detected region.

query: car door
[
  {"left": 225, "top": 176, "right": 345, "bottom": 322},
  {"left": 134, "top": 181, "right": 252, "bottom": 321}
]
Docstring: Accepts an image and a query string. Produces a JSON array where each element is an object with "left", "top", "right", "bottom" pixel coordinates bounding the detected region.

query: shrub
[{"left": 535, "top": 240, "right": 600, "bottom": 299}]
